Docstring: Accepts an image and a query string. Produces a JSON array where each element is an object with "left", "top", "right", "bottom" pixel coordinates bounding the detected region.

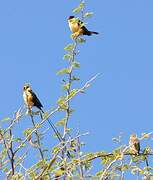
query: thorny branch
[
  {"left": 30, "top": 114, "right": 44, "bottom": 160},
  {"left": 0, "top": 120, "right": 16, "bottom": 177},
  {"left": 4, "top": 106, "right": 24, "bottom": 134},
  {"left": 14, "top": 73, "right": 100, "bottom": 154},
  {"left": 99, "top": 157, "right": 119, "bottom": 180},
  {"left": 77, "top": 134, "right": 85, "bottom": 180},
  {"left": 35, "top": 132, "right": 89, "bottom": 179},
  {"left": 63, "top": 40, "right": 78, "bottom": 138},
  {"left": 9, "top": 128, "right": 15, "bottom": 176}
]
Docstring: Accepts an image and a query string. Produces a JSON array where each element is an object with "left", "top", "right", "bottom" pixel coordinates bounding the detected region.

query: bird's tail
[
  {"left": 90, "top": 31, "right": 99, "bottom": 35},
  {"left": 39, "top": 110, "right": 62, "bottom": 142},
  {"left": 40, "top": 110, "right": 71, "bottom": 158},
  {"left": 47, "top": 118, "right": 63, "bottom": 142},
  {"left": 40, "top": 107, "right": 45, "bottom": 113},
  {"left": 47, "top": 118, "right": 71, "bottom": 158}
]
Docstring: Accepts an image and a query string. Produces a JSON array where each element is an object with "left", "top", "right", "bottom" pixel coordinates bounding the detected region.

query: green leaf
[
  {"left": 64, "top": 44, "right": 74, "bottom": 51},
  {"left": 141, "top": 132, "right": 151, "bottom": 139},
  {"left": 0, "top": 129, "right": 4, "bottom": 135},
  {"left": 24, "top": 128, "right": 33, "bottom": 137},
  {"left": 143, "top": 146, "right": 151, "bottom": 153},
  {"left": 63, "top": 54, "right": 72, "bottom": 60},
  {"left": 73, "top": 7, "right": 82, "bottom": 13},
  {"left": 52, "top": 146, "right": 60, "bottom": 154},
  {"left": 65, "top": 128, "right": 72, "bottom": 133},
  {"left": 57, "top": 96, "right": 68, "bottom": 110},
  {"left": 13, "top": 138, "right": 22, "bottom": 142},
  {"left": 57, "top": 68, "right": 71, "bottom": 75},
  {"left": 72, "top": 61, "right": 80, "bottom": 68},
  {"left": 2, "top": 149, "right": 7, "bottom": 157},
  {"left": 71, "top": 76, "right": 80, "bottom": 81},
  {"left": 73, "top": 1, "right": 85, "bottom": 14},
  {"left": 84, "top": 12, "right": 93, "bottom": 18},
  {"left": 57, "top": 96, "right": 66, "bottom": 104},
  {"left": 96, "top": 171, "right": 103, "bottom": 177},
  {"left": 62, "top": 83, "right": 70, "bottom": 90},
  {"left": 77, "top": 37, "right": 86, "bottom": 43},
  {"left": 1, "top": 117, "right": 10, "bottom": 122},
  {"left": 56, "top": 118, "right": 66, "bottom": 126},
  {"left": 55, "top": 169, "right": 64, "bottom": 177},
  {"left": 43, "top": 112, "right": 49, "bottom": 119},
  {"left": 131, "top": 166, "right": 139, "bottom": 175},
  {"left": 121, "top": 164, "right": 129, "bottom": 171},
  {"left": 68, "top": 89, "right": 78, "bottom": 99},
  {"left": 3, "top": 168, "right": 9, "bottom": 173},
  {"left": 20, "top": 143, "right": 26, "bottom": 148},
  {"left": 29, "top": 172, "right": 37, "bottom": 179}
]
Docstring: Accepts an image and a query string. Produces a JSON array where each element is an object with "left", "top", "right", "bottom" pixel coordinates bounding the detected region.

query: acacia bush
[{"left": 0, "top": 1, "right": 153, "bottom": 180}]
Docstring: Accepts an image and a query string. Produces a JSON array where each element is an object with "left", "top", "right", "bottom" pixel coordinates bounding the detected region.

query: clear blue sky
[{"left": 0, "top": 0, "right": 153, "bottom": 178}]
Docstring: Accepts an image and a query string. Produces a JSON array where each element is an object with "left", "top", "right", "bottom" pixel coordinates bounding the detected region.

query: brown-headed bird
[
  {"left": 23, "top": 84, "right": 65, "bottom": 143},
  {"left": 68, "top": 16, "right": 98, "bottom": 38},
  {"left": 23, "top": 84, "right": 44, "bottom": 113},
  {"left": 129, "top": 134, "right": 140, "bottom": 155}
]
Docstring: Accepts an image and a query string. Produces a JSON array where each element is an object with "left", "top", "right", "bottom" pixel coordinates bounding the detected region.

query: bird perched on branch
[
  {"left": 23, "top": 84, "right": 44, "bottom": 113},
  {"left": 129, "top": 134, "right": 140, "bottom": 155},
  {"left": 23, "top": 84, "right": 69, "bottom": 154},
  {"left": 68, "top": 16, "right": 98, "bottom": 38}
]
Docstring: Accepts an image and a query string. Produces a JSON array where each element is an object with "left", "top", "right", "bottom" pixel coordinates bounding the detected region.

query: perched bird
[
  {"left": 23, "top": 84, "right": 44, "bottom": 113},
  {"left": 68, "top": 16, "right": 98, "bottom": 38},
  {"left": 129, "top": 134, "right": 140, "bottom": 155},
  {"left": 23, "top": 84, "right": 70, "bottom": 155}
]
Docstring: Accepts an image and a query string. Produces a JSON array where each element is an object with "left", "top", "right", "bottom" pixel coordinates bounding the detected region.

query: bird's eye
[{"left": 24, "top": 86, "right": 28, "bottom": 90}]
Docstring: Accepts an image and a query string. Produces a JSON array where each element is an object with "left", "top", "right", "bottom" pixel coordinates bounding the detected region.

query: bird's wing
[
  {"left": 134, "top": 142, "right": 140, "bottom": 153},
  {"left": 77, "top": 20, "right": 91, "bottom": 35},
  {"left": 30, "top": 90, "right": 43, "bottom": 108},
  {"left": 81, "top": 25, "right": 90, "bottom": 32}
]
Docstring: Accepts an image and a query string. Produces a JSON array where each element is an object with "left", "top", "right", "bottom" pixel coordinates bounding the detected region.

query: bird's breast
[
  {"left": 23, "top": 91, "right": 34, "bottom": 107},
  {"left": 68, "top": 21, "right": 80, "bottom": 33}
]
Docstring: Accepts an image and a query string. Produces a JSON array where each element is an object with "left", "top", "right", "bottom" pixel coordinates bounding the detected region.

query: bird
[
  {"left": 129, "top": 134, "right": 140, "bottom": 155},
  {"left": 23, "top": 84, "right": 71, "bottom": 157},
  {"left": 23, "top": 84, "right": 44, "bottom": 113},
  {"left": 67, "top": 16, "right": 98, "bottom": 38}
]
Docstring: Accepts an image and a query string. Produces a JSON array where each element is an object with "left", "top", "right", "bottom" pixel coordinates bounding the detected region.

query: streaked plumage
[
  {"left": 23, "top": 84, "right": 44, "bottom": 113},
  {"left": 68, "top": 16, "right": 98, "bottom": 37},
  {"left": 129, "top": 134, "right": 140, "bottom": 155}
]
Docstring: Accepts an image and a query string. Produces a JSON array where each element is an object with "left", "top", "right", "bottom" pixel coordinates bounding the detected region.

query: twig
[
  {"left": 63, "top": 39, "right": 78, "bottom": 138},
  {"left": 1, "top": 120, "right": 16, "bottom": 177},
  {"left": 30, "top": 114, "right": 44, "bottom": 160},
  {"left": 36, "top": 132, "right": 89, "bottom": 179},
  {"left": 14, "top": 74, "right": 99, "bottom": 154},
  {"left": 9, "top": 128, "right": 15, "bottom": 176},
  {"left": 14, "top": 107, "right": 59, "bottom": 154},
  {"left": 77, "top": 134, "right": 85, "bottom": 180},
  {"left": 99, "top": 157, "right": 119, "bottom": 180},
  {"left": 4, "top": 106, "right": 25, "bottom": 134}
]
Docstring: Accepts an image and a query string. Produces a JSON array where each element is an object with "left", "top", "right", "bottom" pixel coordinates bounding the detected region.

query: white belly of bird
[{"left": 23, "top": 92, "right": 28, "bottom": 105}]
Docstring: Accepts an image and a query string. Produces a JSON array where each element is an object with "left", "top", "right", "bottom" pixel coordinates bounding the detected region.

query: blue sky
[{"left": 0, "top": 0, "right": 153, "bottom": 177}]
